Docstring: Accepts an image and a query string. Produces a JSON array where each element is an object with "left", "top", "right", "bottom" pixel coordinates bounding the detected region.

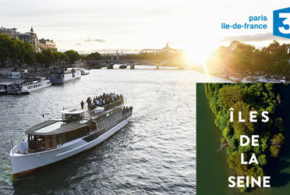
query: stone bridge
[{"left": 85, "top": 59, "right": 181, "bottom": 69}]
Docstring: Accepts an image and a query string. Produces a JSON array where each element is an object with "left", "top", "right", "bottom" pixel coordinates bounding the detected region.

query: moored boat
[
  {"left": 10, "top": 93, "right": 132, "bottom": 178},
  {"left": 0, "top": 82, "right": 10, "bottom": 94},
  {"left": 7, "top": 78, "right": 51, "bottom": 95},
  {"left": 22, "top": 78, "right": 51, "bottom": 94},
  {"left": 49, "top": 68, "right": 81, "bottom": 84},
  {"left": 0, "top": 79, "right": 25, "bottom": 95}
]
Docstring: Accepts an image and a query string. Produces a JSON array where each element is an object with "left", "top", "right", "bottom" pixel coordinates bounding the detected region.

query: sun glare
[
  {"left": 162, "top": 13, "right": 222, "bottom": 73},
  {"left": 181, "top": 31, "right": 220, "bottom": 75}
]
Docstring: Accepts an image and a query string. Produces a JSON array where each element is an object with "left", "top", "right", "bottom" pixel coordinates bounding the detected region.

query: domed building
[
  {"left": 140, "top": 43, "right": 181, "bottom": 54},
  {"left": 17, "top": 27, "right": 41, "bottom": 52},
  {"left": 0, "top": 26, "right": 57, "bottom": 52}
]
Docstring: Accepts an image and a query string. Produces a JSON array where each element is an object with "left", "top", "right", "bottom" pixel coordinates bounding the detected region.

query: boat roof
[
  {"left": 0, "top": 82, "right": 12, "bottom": 85},
  {"left": 0, "top": 81, "right": 16, "bottom": 85},
  {"left": 61, "top": 109, "right": 85, "bottom": 115},
  {"left": 25, "top": 119, "right": 89, "bottom": 136}
]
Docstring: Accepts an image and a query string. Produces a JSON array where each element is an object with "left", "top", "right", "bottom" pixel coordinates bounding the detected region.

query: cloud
[
  {"left": 75, "top": 39, "right": 106, "bottom": 48},
  {"left": 222, "top": 33, "right": 288, "bottom": 42},
  {"left": 84, "top": 38, "right": 106, "bottom": 43}
]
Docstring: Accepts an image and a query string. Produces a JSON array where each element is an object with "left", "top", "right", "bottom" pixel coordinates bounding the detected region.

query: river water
[{"left": 0, "top": 68, "right": 225, "bottom": 194}]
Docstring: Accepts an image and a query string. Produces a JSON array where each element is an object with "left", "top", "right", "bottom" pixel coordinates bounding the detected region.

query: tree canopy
[
  {"left": 0, "top": 33, "right": 83, "bottom": 68},
  {"left": 206, "top": 40, "right": 290, "bottom": 76},
  {"left": 204, "top": 83, "right": 285, "bottom": 191}
]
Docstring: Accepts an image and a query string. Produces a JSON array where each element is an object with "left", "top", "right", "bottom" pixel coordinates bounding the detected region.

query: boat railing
[
  {"left": 103, "top": 98, "right": 124, "bottom": 110},
  {"left": 62, "top": 103, "right": 87, "bottom": 111},
  {"left": 62, "top": 104, "right": 93, "bottom": 120},
  {"left": 62, "top": 97, "right": 124, "bottom": 119}
]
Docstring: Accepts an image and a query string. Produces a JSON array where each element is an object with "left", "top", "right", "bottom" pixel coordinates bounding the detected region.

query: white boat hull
[
  {"left": 7, "top": 80, "right": 51, "bottom": 95},
  {"left": 22, "top": 81, "right": 51, "bottom": 94},
  {"left": 50, "top": 70, "right": 81, "bottom": 84},
  {"left": 10, "top": 117, "right": 130, "bottom": 176}
]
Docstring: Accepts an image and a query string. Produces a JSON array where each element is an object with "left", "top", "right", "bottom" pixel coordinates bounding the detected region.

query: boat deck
[{"left": 25, "top": 120, "right": 89, "bottom": 136}]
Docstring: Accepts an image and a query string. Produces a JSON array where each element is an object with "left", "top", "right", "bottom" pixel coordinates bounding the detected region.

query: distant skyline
[{"left": 0, "top": 0, "right": 289, "bottom": 55}]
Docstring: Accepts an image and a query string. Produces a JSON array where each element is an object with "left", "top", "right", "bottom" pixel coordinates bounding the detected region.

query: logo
[{"left": 273, "top": 7, "right": 290, "bottom": 39}]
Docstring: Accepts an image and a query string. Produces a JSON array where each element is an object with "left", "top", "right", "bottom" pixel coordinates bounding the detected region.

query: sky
[{"left": 0, "top": 0, "right": 289, "bottom": 59}]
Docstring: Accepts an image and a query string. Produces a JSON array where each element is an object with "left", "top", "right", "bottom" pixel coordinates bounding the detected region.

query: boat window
[
  {"left": 28, "top": 135, "right": 46, "bottom": 152},
  {"left": 62, "top": 113, "right": 83, "bottom": 121},
  {"left": 52, "top": 135, "right": 57, "bottom": 148},
  {"left": 45, "top": 136, "right": 53, "bottom": 149},
  {"left": 62, "top": 126, "right": 89, "bottom": 143},
  {"left": 57, "top": 135, "right": 63, "bottom": 145}
]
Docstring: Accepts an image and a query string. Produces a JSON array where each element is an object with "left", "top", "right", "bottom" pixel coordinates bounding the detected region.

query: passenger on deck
[
  {"left": 87, "top": 97, "right": 92, "bottom": 110},
  {"left": 111, "top": 93, "right": 115, "bottom": 101},
  {"left": 81, "top": 100, "right": 84, "bottom": 109},
  {"left": 95, "top": 99, "right": 100, "bottom": 106},
  {"left": 86, "top": 93, "right": 124, "bottom": 109}
]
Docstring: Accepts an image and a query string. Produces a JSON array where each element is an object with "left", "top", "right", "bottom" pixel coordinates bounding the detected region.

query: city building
[
  {"left": 0, "top": 26, "right": 57, "bottom": 52},
  {"left": 0, "top": 27, "right": 18, "bottom": 37},
  {"left": 18, "top": 27, "right": 41, "bottom": 52},
  {"left": 39, "top": 38, "right": 57, "bottom": 51}
]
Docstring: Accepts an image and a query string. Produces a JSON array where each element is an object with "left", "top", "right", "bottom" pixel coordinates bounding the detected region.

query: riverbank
[
  {"left": 197, "top": 84, "right": 230, "bottom": 194},
  {"left": 212, "top": 72, "right": 287, "bottom": 83}
]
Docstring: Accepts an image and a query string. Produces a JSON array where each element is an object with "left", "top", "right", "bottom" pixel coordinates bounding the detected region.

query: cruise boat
[
  {"left": 49, "top": 68, "right": 81, "bottom": 84},
  {"left": 22, "top": 78, "right": 51, "bottom": 94},
  {"left": 0, "top": 82, "right": 10, "bottom": 94},
  {"left": 0, "top": 79, "right": 25, "bottom": 95},
  {"left": 0, "top": 71, "right": 27, "bottom": 94},
  {"left": 7, "top": 78, "right": 51, "bottom": 95},
  {"left": 10, "top": 94, "right": 132, "bottom": 178}
]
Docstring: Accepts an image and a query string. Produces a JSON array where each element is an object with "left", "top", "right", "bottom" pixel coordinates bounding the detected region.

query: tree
[
  {"left": 227, "top": 153, "right": 248, "bottom": 175},
  {"left": 0, "top": 33, "right": 13, "bottom": 67},
  {"left": 232, "top": 101, "right": 254, "bottom": 135},
  {"left": 36, "top": 52, "right": 45, "bottom": 65},
  {"left": 41, "top": 49, "right": 55, "bottom": 67},
  {"left": 53, "top": 51, "right": 67, "bottom": 66},
  {"left": 258, "top": 154, "right": 267, "bottom": 166},
  {"left": 10, "top": 38, "right": 22, "bottom": 67},
  {"left": 64, "top": 50, "right": 80, "bottom": 65},
  {"left": 86, "top": 52, "right": 102, "bottom": 60},
  {"left": 204, "top": 83, "right": 285, "bottom": 192},
  {"left": 0, "top": 33, "right": 36, "bottom": 68},
  {"left": 23, "top": 42, "right": 35, "bottom": 66},
  {"left": 270, "top": 133, "right": 284, "bottom": 157},
  {"left": 218, "top": 85, "right": 244, "bottom": 108},
  {"left": 206, "top": 40, "right": 290, "bottom": 76}
]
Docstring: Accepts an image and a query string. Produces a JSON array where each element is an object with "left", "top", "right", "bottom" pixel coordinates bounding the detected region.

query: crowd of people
[
  {"left": 81, "top": 93, "right": 123, "bottom": 110},
  {"left": 122, "top": 106, "right": 132, "bottom": 114}
]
